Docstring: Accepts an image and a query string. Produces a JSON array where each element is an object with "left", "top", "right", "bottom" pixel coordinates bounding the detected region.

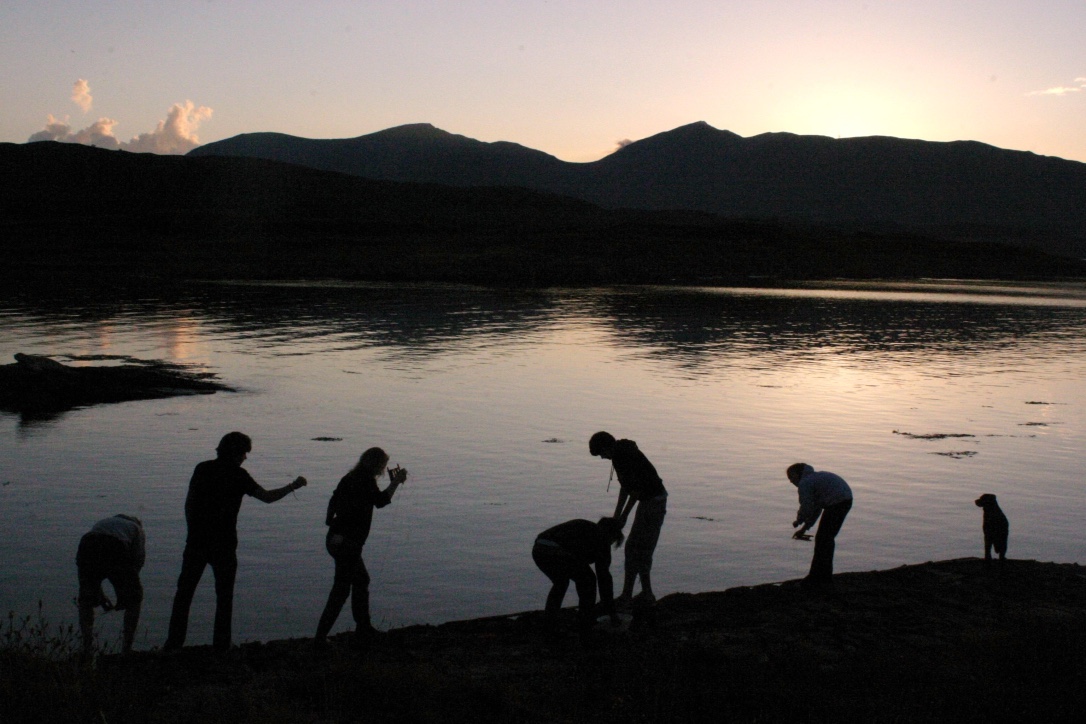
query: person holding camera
[
  {"left": 589, "top": 431, "right": 668, "bottom": 606},
  {"left": 314, "top": 447, "right": 407, "bottom": 649},
  {"left": 532, "top": 517, "right": 624, "bottom": 640},
  {"left": 164, "top": 432, "right": 307, "bottom": 652}
]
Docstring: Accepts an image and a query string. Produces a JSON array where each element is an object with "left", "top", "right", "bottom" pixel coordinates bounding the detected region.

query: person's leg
[
  {"left": 209, "top": 549, "right": 238, "bottom": 652},
  {"left": 626, "top": 497, "right": 666, "bottom": 601},
  {"left": 76, "top": 534, "right": 102, "bottom": 655},
  {"left": 809, "top": 499, "right": 852, "bottom": 584},
  {"left": 317, "top": 537, "right": 364, "bottom": 642},
  {"left": 164, "top": 545, "right": 208, "bottom": 650},
  {"left": 533, "top": 546, "right": 571, "bottom": 625},
  {"left": 349, "top": 554, "right": 373, "bottom": 634},
  {"left": 570, "top": 563, "right": 598, "bottom": 635}
]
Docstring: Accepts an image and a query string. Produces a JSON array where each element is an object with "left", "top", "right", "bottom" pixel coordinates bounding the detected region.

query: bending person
[
  {"left": 164, "top": 432, "right": 307, "bottom": 651},
  {"left": 589, "top": 431, "right": 667, "bottom": 605},
  {"left": 532, "top": 517, "right": 624, "bottom": 640},
  {"left": 76, "top": 514, "right": 145, "bottom": 656},
  {"left": 787, "top": 462, "right": 853, "bottom": 590},
  {"left": 314, "top": 447, "right": 407, "bottom": 649}
]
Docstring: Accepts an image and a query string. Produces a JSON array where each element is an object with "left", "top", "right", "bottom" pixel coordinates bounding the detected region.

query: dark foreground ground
[{"left": 4, "top": 558, "right": 1086, "bottom": 723}]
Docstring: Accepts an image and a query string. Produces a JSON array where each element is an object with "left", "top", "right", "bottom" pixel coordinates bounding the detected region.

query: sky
[{"left": 2, "top": 0, "right": 1085, "bottom": 162}]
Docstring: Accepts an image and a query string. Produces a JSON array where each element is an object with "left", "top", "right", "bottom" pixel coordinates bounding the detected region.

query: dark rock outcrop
[{"left": 0, "top": 353, "right": 232, "bottom": 420}]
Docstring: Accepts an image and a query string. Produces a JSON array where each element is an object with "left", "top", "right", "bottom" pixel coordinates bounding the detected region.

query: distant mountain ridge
[{"left": 190, "top": 121, "right": 1086, "bottom": 257}]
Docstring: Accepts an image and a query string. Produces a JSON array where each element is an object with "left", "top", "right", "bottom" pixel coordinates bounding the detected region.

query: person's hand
[
  {"left": 792, "top": 519, "right": 803, "bottom": 528},
  {"left": 292, "top": 476, "right": 307, "bottom": 490},
  {"left": 389, "top": 466, "right": 408, "bottom": 485}
]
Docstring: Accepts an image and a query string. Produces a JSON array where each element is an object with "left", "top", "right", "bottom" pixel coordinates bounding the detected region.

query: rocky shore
[
  {"left": 0, "top": 353, "right": 232, "bottom": 422},
  {"left": 4, "top": 558, "right": 1086, "bottom": 723}
]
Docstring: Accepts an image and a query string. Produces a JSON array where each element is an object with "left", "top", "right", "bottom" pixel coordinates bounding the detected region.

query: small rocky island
[{"left": 0, "top": 353, "right": 232, "bottom": 420}]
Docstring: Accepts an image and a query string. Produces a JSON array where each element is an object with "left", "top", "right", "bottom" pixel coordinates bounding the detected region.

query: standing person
[
  {"left": 788, "top": 463, "right": 854, "bottom": 589},
  {"left": 164, "top": 432, "right": 307, "bottom": 652},
  {"left": 314, "top": 447, "right": 407, "bottom": 649},
  {"left": 589, "top": 431, "right": 668, "bottom": 605},
  {"left": 532, "top": 517, "right": 624, "bottom": 640},
  {"left": 76, "top": 514, "right": 145, "bottom": 656}
]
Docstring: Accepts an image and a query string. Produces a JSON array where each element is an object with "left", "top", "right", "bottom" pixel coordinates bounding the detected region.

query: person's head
[
  {"left": 589, "top": 431, "right": 616, "bottom": 459},
  {"left": 597, "top": 517, "right": 625, "bottom": 549},
  {"left": 216, "top": 432, "right": 252, "bottom": 464},
  {"left": 354, "top": 447, "right": 390, "bottom": 477},
  {"left": 786, "top": 462, "right": 808, "bottom": 486}
]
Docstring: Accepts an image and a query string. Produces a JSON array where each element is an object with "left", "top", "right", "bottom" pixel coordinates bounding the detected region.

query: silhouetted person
[
  {"left": 975, "top": 493, "right": 1009, "bottom": 564},
  {"left": 788, "top": 463, "right": 853, "bottom": 589},
  {"left": 76, "top": 514, "right": 145, "bottom": 656},
  {"left": 164, "top": 432, "right": 306, "bottom": 651},
  {"left": 589, "top": 431, "right": 667, "bottom": 605},
  {"left": 314, "top": 447, "right": 407, "bottom": 649},
  {"left": 533, "top": 517, "right": 624, "bottom": 640}
]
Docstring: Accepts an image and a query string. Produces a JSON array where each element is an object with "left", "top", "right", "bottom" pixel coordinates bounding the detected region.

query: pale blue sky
[{"left": 2, "top": 0, "right": 1084, "bottom": 161}]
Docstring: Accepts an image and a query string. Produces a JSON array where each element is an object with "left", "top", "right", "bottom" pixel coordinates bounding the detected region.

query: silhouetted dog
[{"left": 974, "top": 494, "right": 1008, "bottom": 563}]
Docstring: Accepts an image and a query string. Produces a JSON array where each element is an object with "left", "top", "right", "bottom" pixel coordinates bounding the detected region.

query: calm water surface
[{"left": 2, "top": 280, "right": 1085, "bottom": 649}]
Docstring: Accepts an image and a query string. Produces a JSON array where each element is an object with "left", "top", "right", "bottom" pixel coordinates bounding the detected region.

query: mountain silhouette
[
  {"left": 5, "top": 140, "right": 1084, "bottom": 285},
  {"left": 190, "top": 121, "right": 1086, "bottom": 257}
]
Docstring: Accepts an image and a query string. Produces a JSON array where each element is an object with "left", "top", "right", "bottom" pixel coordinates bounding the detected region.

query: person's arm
[
  {"left": 374, "top": 467, "right": 408, "bottom": 507},
  {"left": 792, "top": 481, "right": 820, "bottom": 536},
  {"left": 613, "top": 487, "right": 631, "bottom": 522},
  {"left": 132, "top": 525, "right": 146, "bottom": 570},
  {"left": 251, "top": 476, "right": 307, "bottom": 503},
  {"left": 596, "top": 547, "right": 618, "bottom": 625},
  {"left": 617, "top": 493, "right": 637, "bottom": 527}
]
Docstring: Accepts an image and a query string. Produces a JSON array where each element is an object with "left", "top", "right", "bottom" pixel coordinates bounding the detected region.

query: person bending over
[
  {"left": 590, "top": 431, "right": 667, "bottom": 605},
  {"left": 532, "top": 517, "right": 624, "bottom": 640},
  {"left": 76, "top": 514, "right": 145, "bottom": 656},
  {"left": 788, "top": 462, "right": 853, "bottom": 590}
]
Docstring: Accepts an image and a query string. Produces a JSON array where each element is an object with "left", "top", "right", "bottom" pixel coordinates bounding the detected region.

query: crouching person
[
  {"left": 532, "top": 517, "right": 624, "bottom": 641},
  {"left": 76, "top": 514, "right": 145, "bottom": 656}
]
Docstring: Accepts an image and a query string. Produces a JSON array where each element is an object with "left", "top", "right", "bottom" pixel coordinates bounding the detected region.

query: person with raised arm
[
  {"left": 314, "top": 447, "right": 407, "bottom": 649},
  {"left": 164, "top": 432, "right": 306, "bottom": 651}
]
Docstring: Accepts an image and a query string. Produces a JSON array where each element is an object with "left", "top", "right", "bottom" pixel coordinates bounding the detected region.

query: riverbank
[{"left": 4, "top": 558, "right": 1085, "bottom": 723}]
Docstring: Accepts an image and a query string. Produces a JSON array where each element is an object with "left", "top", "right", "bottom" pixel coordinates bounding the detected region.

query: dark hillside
[
  {"left": 191, "top": 121, "right": 1086, "bottom": 258},
  {"left": 4, "top": 142, "right": 1084, "bottom": 285}
]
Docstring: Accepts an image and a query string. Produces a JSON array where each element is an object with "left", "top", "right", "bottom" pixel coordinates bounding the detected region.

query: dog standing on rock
[{"left": 974, "top": 494, "right": 1009, "bottom": 564}]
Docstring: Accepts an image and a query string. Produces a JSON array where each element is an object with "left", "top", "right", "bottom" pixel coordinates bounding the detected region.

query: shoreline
[{"left": 6, "top": 557, "right": 1086, "bottom": 722}]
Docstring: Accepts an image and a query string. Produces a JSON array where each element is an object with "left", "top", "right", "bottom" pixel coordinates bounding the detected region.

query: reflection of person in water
[
  {"left": 788, "top": 463, "right": 853, "bottom": 589},
  {"left": 589, "top": 431, "right": 667, "bottom": 606},
  {"left": 164, "top": 432, "right": 307, "bottom": 651},
  {"left": 315, "top": 447, "right": 407, "bottom": 648},
  {"left": 76, "top": 514, "right": 145, "bottom": 655},
  {"left": 532, "top": 517, "right": 624, "bottom": 638}
]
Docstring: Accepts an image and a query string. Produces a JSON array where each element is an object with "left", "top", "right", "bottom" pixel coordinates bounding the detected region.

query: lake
[{"left": 2, "top": 280, "right": 1086, "bottom": 650}]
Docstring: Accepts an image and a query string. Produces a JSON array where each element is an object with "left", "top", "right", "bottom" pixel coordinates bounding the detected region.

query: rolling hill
[{"left": 190, "top": 122, "right": 1086, "bottom": 258}]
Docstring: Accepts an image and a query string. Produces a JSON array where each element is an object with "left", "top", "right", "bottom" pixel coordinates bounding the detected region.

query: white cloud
[
  {"left": 27, "top": 114, "right": 120, "bottom": 149},
  {"left": 28, "top": 84, "right": 213, "bottom": 154},
  {"left": 1027, "top": 86, "right": 1081, "bottom": 96},
  {"left": 72, "top": 79, "right": 93, "bottom": 113},
  {"left": 1027, "top": 76, "right": 1086, "bottom": 96},
  {"left": 122, "top": 101, "right": 213, "bottom": 154}
]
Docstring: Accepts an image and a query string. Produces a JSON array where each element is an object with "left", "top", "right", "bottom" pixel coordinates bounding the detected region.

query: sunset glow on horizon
[{"left": 2, "top": 1, "right": 1084, "bottom": 163}]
